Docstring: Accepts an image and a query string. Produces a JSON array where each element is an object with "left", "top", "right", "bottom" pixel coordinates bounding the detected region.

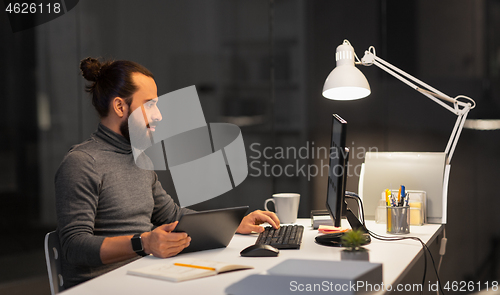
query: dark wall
[
  {"left": 0, "top": 8, "right": 39, "bottom": 228},
  {"left": 0, "top": 0, "right": 499, "bottom": 288}
]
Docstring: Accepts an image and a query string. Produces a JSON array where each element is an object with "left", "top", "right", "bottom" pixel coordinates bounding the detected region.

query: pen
[
  {"left": 397, "top": 186, "right": 402, "bottom": 204},
  {"left": 390, "top": 194, "right": 397, "bottom": 207},
  {"left": 398, "top": 187, "right": 403, "bottom": 206},
  {"left": 400, "top": 185, "right": 406, "bottom": 206},
  {"left": 174, "top": 263, "right": 216, "bottom": 271}
]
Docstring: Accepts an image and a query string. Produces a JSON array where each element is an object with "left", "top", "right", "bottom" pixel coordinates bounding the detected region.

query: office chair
[{"left": 44, "top": 231, "right": 64, "bottom": 295}]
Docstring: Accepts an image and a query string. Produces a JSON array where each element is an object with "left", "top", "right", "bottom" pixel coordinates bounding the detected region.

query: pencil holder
[{"left": 386, "top": 206, "right": 410, "bottom": 234}]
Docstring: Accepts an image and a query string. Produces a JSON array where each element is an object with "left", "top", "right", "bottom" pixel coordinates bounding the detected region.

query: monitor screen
[
  {"left": 316, "top": 114, "right": 370, "bottom": 247},
  {"left": 325, "top": 114, "right": 348, "bottom": 228}
]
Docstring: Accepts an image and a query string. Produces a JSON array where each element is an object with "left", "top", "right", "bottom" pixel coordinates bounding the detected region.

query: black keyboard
[{"left": 255, "top": 224, "right": 304, "bottom": 249}]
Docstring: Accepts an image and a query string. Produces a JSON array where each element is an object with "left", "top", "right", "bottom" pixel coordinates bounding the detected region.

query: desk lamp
[{"left": 322, "top": 40, "right": 476, "bottom": 163}]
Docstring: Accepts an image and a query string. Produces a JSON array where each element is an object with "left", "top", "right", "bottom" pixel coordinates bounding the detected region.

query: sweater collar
[{"left": 94, "top": 123, "right": 132, "bottom": 154}]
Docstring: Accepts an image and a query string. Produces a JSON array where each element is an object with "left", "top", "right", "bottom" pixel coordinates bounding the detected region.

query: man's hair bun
[
  {"left": 80, "top": 57, "right": 102, "bottom": 82},
  {"left": 79, "top": 57, "right": 154, "bottom": 118}
]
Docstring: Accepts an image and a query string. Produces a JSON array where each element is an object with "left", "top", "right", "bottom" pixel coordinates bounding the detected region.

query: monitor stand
[{"left": 315, "top": 207, "right": 371, "bottom": 247}]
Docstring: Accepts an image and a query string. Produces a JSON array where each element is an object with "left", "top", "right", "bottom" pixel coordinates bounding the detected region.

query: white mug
[{"left": 264, "top": 193, "right": 300, "bottom": 224}]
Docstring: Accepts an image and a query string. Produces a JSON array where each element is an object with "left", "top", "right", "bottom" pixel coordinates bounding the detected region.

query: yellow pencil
[{"left": 174, "top": 263, "right": 216, "bottom": 271}]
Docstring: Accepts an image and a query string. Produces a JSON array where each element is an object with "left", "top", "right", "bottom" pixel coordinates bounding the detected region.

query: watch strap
[{"left": 131, "top": 233, "right": 148, "bottom": 257}]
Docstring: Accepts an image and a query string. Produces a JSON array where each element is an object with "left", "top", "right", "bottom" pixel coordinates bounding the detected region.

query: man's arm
[
  {"left": 100, "top": 170, "right": 193, "bottom": 264},
  {"left": 56, "top": 151, "right": 191, "bottom": 266},
  {"left": 150, "top": 172, "right": 195, "bottom": 225},
  {"left": 55, "top": 151, "right": 105, "bottom": 266},
  {"left": 100, "top": 209, "right": 278, "bottom": 263},
  {"left": 100, "top": 222, "right": 190, "bottom": 264},
  {"left": 149, "top": 171, "right": 280, "bottom": 235}
]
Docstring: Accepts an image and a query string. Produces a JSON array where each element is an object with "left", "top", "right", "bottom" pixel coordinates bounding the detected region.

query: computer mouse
[{"left": 240, "top": 244, "right": 280, "bottom": 257}]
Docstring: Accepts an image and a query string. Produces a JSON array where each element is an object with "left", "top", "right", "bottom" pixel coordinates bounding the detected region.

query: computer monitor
[
  {"left": 316, "top": 114, "right": 370, "bottom": 247},
  {"left": 325, "top": 114, "right": 348, "bottom": 228}
]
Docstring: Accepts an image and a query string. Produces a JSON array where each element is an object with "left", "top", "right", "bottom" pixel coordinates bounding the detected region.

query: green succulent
[{"left": 341, "top": 229, "right": 368, "bottom": 252}]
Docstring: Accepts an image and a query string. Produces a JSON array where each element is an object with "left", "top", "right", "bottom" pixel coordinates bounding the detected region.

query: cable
[
  {"left": 345, "top": 192, "right": 445, "bottom": 294},
  {"left": 370, "top": 230, "right": 445, "bottom": 295},
  {"left": 436, "top": 226, "right": 447, "bottom": 295},
  {"left": 345, "top": 191, "right": 365, "bottom": 225},
  {"left": 344, "top": 194, "right": 362, "bottom": 223},
  {"left": 438, "top": 227, "right": 447, "bottom": 273},
  {"left": 369, "top": 231, "right": 425, "bottom": 294}
]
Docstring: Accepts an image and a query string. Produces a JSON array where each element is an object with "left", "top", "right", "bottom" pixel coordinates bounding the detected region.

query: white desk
[{"left": 60, "top": 219, "right": 443, "bottom": 295}]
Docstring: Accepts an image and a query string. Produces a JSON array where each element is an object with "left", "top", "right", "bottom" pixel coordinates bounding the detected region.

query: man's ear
[{"left": 111, "top": 97, "right": 128, "bottom": 118}]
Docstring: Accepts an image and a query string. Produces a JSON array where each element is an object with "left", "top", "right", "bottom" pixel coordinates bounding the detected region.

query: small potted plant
[{"left": 340, "top": 228, "right": 369, "bottom": 261}]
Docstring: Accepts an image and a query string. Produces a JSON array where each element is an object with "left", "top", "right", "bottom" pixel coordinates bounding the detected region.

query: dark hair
[{"left": 79, "top": 57, "right": 154, "bottom": 118}]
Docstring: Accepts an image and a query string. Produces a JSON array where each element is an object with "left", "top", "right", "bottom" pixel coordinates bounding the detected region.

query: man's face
[{"left": 120, "top": 73, "right": 161, "bottom": 144}]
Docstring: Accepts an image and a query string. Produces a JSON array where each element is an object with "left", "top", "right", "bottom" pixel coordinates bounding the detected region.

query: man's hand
[
  {"left": 236, "top": 210, "right": 280, "bottom": 234},
  {"left": 141, "top": 221, "right": 191, "bottom": 258}
]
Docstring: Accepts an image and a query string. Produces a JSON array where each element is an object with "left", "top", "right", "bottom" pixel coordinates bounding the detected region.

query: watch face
[{"left": 131, "top": 234, "right": 144, "bottom": 252}]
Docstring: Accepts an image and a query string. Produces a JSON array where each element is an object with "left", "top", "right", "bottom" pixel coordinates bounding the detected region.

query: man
[{"left": 55, "top": 57, "right": 279, "bottom": 288}]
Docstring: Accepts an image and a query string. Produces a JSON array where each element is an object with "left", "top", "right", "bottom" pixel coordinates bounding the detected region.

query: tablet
[{"left": 173, "top": 206, "right": 249, "bottom": 254}]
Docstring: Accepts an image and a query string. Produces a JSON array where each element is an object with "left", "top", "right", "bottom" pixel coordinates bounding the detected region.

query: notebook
[
  {"left": 127, "top": 258, "right": 253, "bottom": 282},
  {"left": 173, "top": 206, "right": 249, "bottom": 253}
]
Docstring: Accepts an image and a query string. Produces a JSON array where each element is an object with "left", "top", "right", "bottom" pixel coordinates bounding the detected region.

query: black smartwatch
[{"left": 131, "top": 233, "right": 148, "bottom": 257}]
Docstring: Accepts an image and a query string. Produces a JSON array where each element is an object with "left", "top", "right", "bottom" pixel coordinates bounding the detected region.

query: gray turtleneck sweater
[{"left": 55, "top": 123, "right": 193, "bottom": 289}]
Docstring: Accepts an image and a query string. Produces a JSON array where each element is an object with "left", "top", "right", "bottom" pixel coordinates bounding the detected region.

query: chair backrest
[{"left": 44, "top": 231, "right": 64, "bottom": 295}]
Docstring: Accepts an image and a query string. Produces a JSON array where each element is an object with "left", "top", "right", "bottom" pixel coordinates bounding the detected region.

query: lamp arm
[
  {"left": 362, "top": 51, "right": 467, "bottom": 114},
  {"left": 361, "top": 50, "right": 474, "bottom": 163},
  {"left": 446, "top": 105, "right": 470, "bottom": 163}
]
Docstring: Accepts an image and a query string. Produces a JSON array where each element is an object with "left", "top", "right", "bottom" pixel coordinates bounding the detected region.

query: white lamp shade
[
  {"left": 322, "top": 41, "right": 371, "bottom": 100},
  {"left": 322, "top": 66, "right": 371, "bottom": 100}
]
